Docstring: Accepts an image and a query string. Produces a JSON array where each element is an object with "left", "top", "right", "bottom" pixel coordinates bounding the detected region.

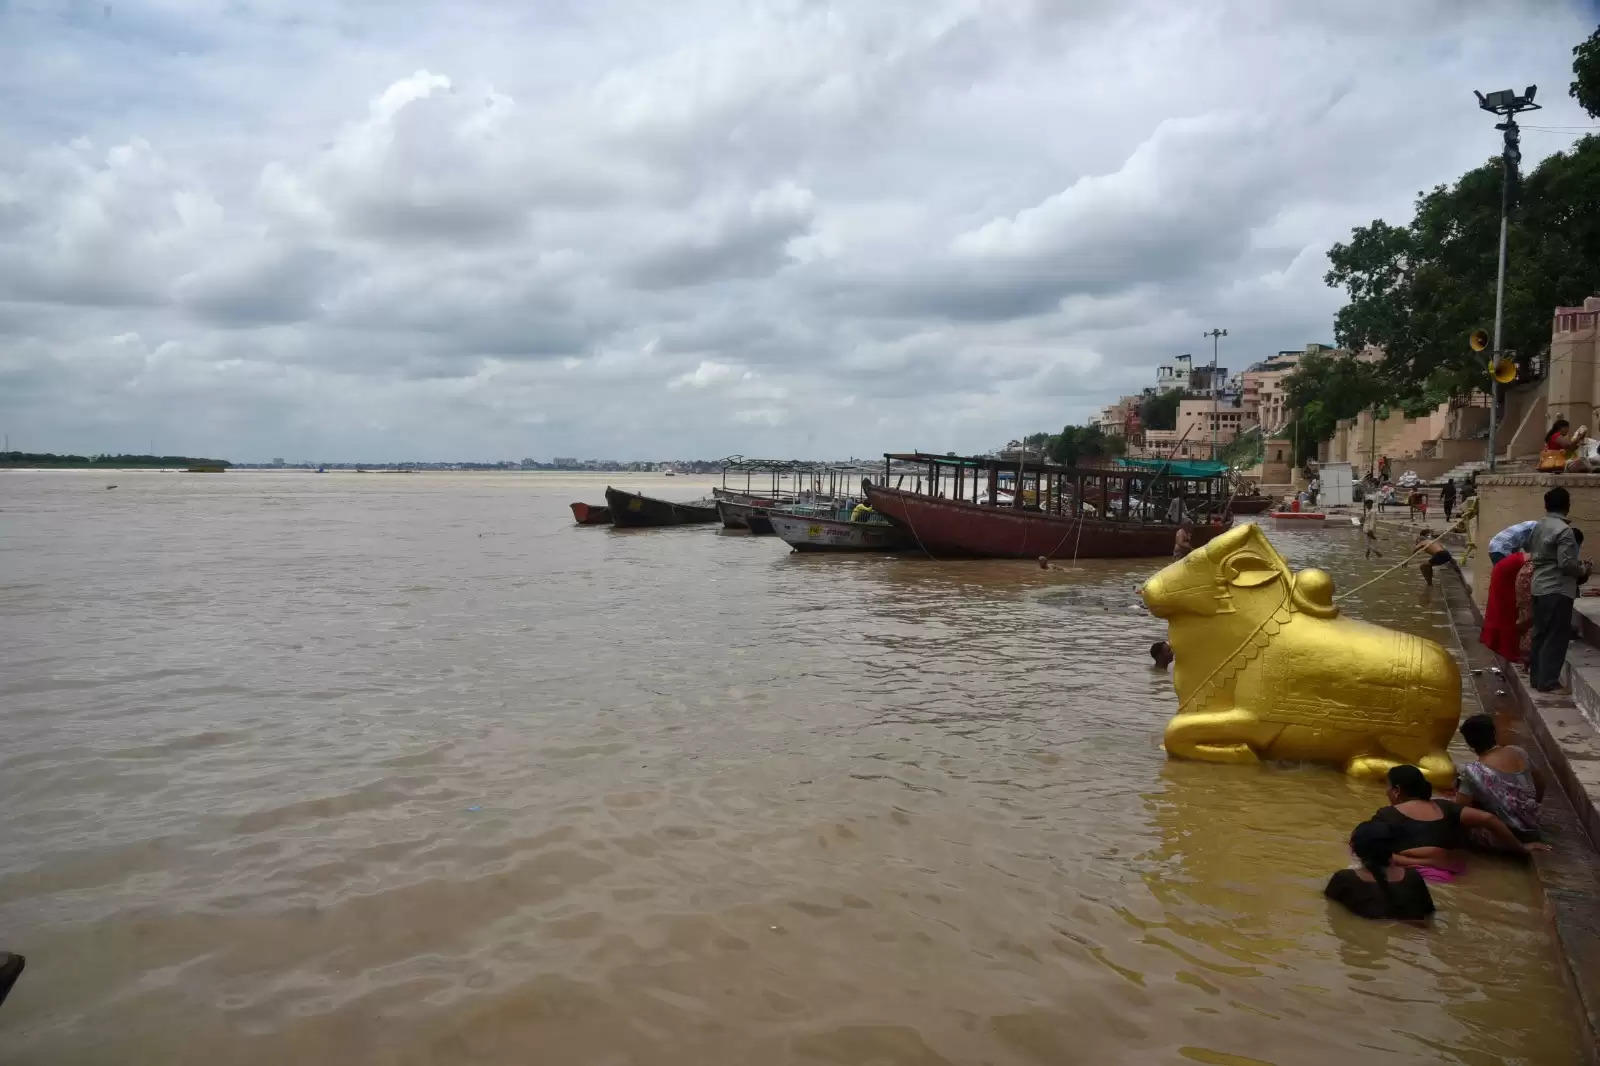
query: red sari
[{"left": 1480, "top": 551, "right": 1527, "bottom": 662}]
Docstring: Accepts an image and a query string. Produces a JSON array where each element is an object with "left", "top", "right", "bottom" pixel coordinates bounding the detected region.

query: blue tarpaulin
[{"left": 1116, "top": 457, "right": 1228, "bottom": 477}]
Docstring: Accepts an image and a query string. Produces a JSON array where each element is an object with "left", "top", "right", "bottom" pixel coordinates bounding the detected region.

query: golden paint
[{"left": 1142, "top": 524, "right": 1460, "bottom": 786}]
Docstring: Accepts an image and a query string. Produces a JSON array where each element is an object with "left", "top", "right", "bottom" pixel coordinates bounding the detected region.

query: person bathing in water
[
  {"left": 1149, "top": 641, "right": 1173, "bottom": 670},
  {"left": 1415, "top": 529, "right": 1457, "bottom": 587},
  {"left": 1324, "top": 820, "right": 1435, "bottom": 921},
  {"left": 1455, "top": 713, "right": 1544, "bottom": 845},
  {"left": 1373, "top": 764, "right": 1543, "bottom": 882}
]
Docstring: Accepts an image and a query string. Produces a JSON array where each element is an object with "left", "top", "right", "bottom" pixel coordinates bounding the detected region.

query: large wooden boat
[
  {"left": 1229, "top": 495, "right": 1273, "bottom": 515},
  {"left": 769, "top": 511, "right": 912, "bottom": 552},
  {"left": 569, "top": 501, "right": 612, "bottom": 525},
  {"left": 863, "top": 452, "right": 1231, "bottom": 559},
  {"left": 605, "top": 486, "right": 719, "bottom": 527}
]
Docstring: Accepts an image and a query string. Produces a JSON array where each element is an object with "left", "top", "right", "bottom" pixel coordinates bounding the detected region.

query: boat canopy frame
[
  {"left": 717, "top": 456, "right": 874, "bottom": 501},
  {"left": 875, "top": 451, "right": 1230, "bottom": 523}
]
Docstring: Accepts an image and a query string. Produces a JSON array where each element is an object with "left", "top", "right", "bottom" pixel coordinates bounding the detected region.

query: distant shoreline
[{"left": 1, "top": 453, "right": 232, "bottom": 470}]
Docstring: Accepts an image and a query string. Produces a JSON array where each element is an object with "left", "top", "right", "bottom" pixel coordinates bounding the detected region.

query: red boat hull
[
  {"left": 570, "top": 501, "right": 613, "bottom": 525},
  {"left": 864, "top": 485, "right": 1229, "bottom": 559}
]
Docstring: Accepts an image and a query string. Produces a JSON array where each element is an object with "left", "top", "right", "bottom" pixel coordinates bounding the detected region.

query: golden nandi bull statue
[{"left": 1141, "top": 523, "right": 1460, "bottom": 787}]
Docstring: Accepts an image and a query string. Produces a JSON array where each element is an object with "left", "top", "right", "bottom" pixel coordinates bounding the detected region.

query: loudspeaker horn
[
  {"left": 1489, "top": 355, "right": 1517, "bottom": 384},
  {"left": 1469, "top": 329, "right": 1490, "bottom": 352}
]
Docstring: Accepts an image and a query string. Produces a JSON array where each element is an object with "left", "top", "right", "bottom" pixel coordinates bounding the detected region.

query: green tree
[
  {"left": 1279, "top": 351, "right": 1390, "bottom": 467},
  {"left": 1216, "top": 427, "right": 1263, "bottom": 470},
  {"left": 1326, "top": 136, "right": 1600, "bottom": 411},
  {"left": 1572, "top": 25, "right": 1600, "bottom": 118},
  {"left": 1139, "top": 388, "right": 1182, "bottom": 431},
  {"left": 1049, "top": 424, "right": 1114, "bottom": 466}
]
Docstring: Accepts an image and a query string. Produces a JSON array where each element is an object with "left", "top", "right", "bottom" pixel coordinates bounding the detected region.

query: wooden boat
[
  {"left": 1268, "top": 510, "right": 1327, "bottom": 521},
  {"left": 1229, "top": 495, "right": 1272, "bottom": 515},
  {"left": 605, "top": 486, "right": 719, "bottom": 527},
  {"left": 570, "top": 501, "right": 612, "bottom": 525},
  {"left": 863, "top": 452, "right": 1231, "bottom": 559},
  {"left": 715, "top": 497, "right": 778, "bottom": 534},
  {"left": 710, "top": 459, "right": 871, "bottom": 533},
  {"left": 769, "top": 511, "right": 912, "bottom": 552}
]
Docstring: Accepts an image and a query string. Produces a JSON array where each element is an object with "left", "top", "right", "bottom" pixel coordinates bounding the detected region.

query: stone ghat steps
[
  {"left": 1448, "top": 576, "right": 1600, "bottom": 1061},
  {"left": 1552, "top": 601, "right": 1600, "bottom": 851}
]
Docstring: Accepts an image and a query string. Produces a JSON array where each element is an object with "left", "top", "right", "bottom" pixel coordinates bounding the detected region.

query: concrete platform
[{"left": 1440, "top": 574, "right": 1600, "bottom": 1063}]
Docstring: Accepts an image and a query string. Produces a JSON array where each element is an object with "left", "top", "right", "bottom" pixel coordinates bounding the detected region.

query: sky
[{"left": 1, "top": 0, "right": 1597, "bottom": 462}]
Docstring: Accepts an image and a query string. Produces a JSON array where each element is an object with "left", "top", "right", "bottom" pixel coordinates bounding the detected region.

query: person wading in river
[
  {"left": 1415, "top": 530, "right": 1456, "bottom": 587},
  {"left": 1324, "top": 821, "right": 1434, "bottom": 921},
  {"left": 1361, "top": 498, "right": 1382, "bottom": 559},
  {"left": 1149, "top": 641, "right": 1174, "bottom": 670},
  {"left": 1173, "top": 521, "right": 1193, "bottom": 559}
]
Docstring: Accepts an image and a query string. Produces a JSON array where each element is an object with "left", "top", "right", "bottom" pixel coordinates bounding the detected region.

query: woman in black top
[
  {"left": 1373, "top": 765, "right": 1540, "bottom": 880},
  {"left": 1325, "top": 821, "right": 1434, "bottom": 920}
]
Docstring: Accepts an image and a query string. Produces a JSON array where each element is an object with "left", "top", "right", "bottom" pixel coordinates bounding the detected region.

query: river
[{"left": 0, "top": 471, "right": 1581, "bottom": 1064}]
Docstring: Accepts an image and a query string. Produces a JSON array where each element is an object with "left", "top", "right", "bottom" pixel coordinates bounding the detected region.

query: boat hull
[
  {"left": 570, "top": 501, "right": 612, "bottom": 525},
  {"left": 769, "top": 512, "right": 912, "bottom": 552},
  {"left": 1229, "top": 496, "right": 1272, "bottom": 515},
  {"left": 864, "top": 485, "right": 1228, "bottom": 559},
  {"left": 716, "top": 497, "right": 786, "bottom": 534},
  {"left": 605, "top": 487, "right": 720, "bottom": 527}
]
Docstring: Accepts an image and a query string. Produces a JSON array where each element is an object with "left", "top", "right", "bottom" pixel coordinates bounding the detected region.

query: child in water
[{"left": 1149, "top": 641, "right": 1173, "bottom": 669}]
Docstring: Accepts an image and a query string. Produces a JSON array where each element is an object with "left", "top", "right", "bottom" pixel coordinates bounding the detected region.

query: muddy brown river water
[{"left": 0, "top": 471, "right": 1583, "bottom": 1064}]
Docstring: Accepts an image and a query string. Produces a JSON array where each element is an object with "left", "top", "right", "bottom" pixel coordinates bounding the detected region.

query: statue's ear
[{"left": 1226, "top": 552, "right": 1281, "bottom": 588}]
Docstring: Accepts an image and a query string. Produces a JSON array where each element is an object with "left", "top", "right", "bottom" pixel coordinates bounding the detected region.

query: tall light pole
[
  {"left": 1475, "top": 85, "right": 1539, "bottom": 471},
  {"left": 1203, "top": 328, "right": 1228, "bottom": 460}
]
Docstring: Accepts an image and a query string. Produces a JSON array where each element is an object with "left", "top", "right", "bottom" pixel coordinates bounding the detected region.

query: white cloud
[
  {"left": 670, "top": 360, "right": 749, "bottom": 389},
  {"left": 0, "top": 0, "right": 1593, "bottom": 460}
]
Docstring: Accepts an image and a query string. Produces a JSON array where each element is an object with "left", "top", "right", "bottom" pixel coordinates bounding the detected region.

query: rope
[
  {"left": 898, "top": 491, "right": 937, "bottom": 561},
  {"left": 1333, "top": 506, "right": 1473, "bottom": 601}
]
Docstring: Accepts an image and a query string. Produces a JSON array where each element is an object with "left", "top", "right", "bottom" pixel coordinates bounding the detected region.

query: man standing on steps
[
  {"left": 1442, "top": 478, "right": 1457, "bottom": 523},
  {"left": 1526, "top": 486, "right": 1592, "bottom": 693}
]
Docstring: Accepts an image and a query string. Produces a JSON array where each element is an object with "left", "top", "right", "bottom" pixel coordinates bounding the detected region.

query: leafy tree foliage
[
  {"left": 1324, "top": 28, "right": 1600, "bottom": 414},
  {"left": 0, "top": 451, "right": 231, "bottom": 467},
  {"left": 1573, "top": 25, "right": 1600, "bottom": 118},
  {"left": 1139, "top": 388, "right": 1182, "bottom": 432},
  {"left": 1046, "top": 424, "right": 1123, "bottom": 466},
  {"left": 1216, "top": 427, "right": 1264, "bottom": 470},
  {"left": 1021, "top": 431, "right": 1055, "bottom": 450},
  {"left": 1325, "top": 135, "right": 1600, "bottom": 411},
  {"left": 1277, "top": 351, "right": 1391, "bottom": 467}
]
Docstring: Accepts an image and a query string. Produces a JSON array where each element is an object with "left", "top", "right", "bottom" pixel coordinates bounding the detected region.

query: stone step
[
  {"left": 1553, "top": 636, "right": 1600, "bottom": 856},
  {"left": 1575, "top": 599, "right": 1600, "bottom": 650}
]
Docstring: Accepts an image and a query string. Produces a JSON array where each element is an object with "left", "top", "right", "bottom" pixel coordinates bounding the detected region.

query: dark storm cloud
[{"left": 0, "top": 0, "right": 1593, "bottom": 460}]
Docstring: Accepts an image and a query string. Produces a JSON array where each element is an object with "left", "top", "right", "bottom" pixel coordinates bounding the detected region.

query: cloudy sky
[{"left": 2, "top": 0, "right": 1596, "bottom": 462}]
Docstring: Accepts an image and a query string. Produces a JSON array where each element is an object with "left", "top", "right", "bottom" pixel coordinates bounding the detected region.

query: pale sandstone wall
[{"left": 1471, "top": 473, "right": 1600, "bottom": 607}]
